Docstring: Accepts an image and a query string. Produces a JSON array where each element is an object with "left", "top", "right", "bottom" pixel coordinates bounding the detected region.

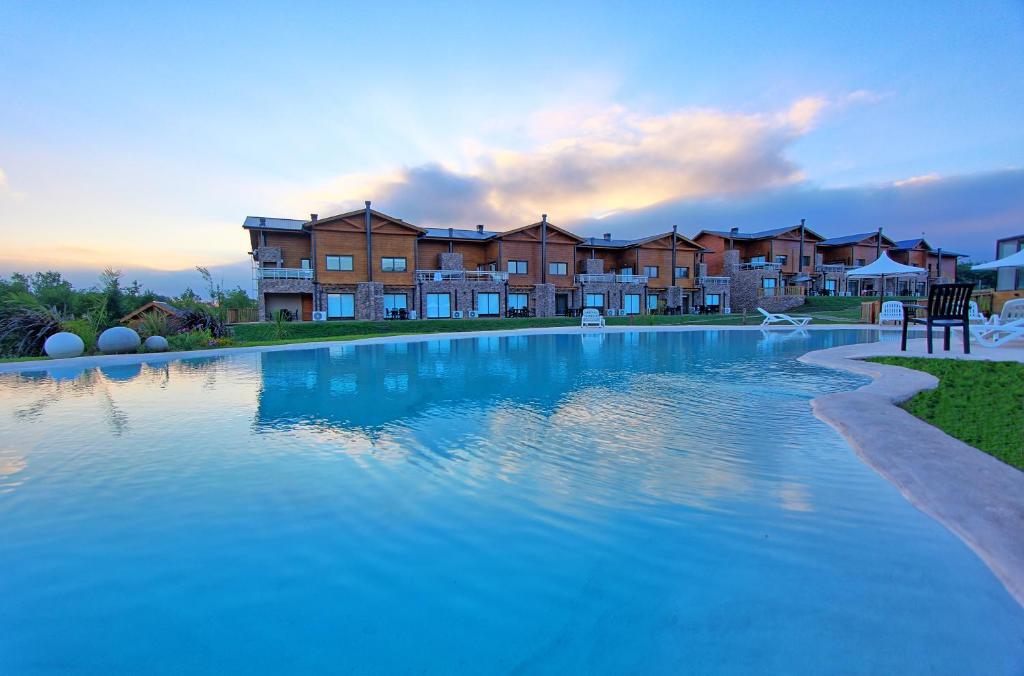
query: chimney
[
  {"left": 603, "top": 233, "right": 612, "bottom": 241},
  {"left": 476, "top": 224, "right": 484, "bottom": 233},
  {"left": 730, "top": 227, "right": 739, "bottom": 235},
  {"left": 310, "top": 213, "right": 318, "bottom": 222},
  {"left": 259, "top": 217, "right": 266, "bottom": 226}
]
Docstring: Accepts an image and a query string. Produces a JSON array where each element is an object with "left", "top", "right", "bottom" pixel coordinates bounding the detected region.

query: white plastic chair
[
  {"left": 757, "top": 307, "right": 811, "bottom": 327},
  {"left": 966, "top": 299, "right": 1024, "bottom": 347},
  {"left": 580, "top": 308, "right": 605, "bottom": 328},
  {"left": 878, "top": 301, "right": 905, "bottom": 325},
  {"left": 967, "top": 301, "right": 985, "bottom": 323}
]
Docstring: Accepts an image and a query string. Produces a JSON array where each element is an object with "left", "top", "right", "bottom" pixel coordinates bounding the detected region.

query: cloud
[
  {"left": 310, "top": 96, "right": 856, "bottom": 226},
  {"left": 566, "top": 168, "right": 1024, "bottom": 261}
]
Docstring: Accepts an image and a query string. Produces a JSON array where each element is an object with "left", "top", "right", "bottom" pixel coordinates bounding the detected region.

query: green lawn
[{"left": 867, "top": 357, "right": 1024, "bottom": 470}]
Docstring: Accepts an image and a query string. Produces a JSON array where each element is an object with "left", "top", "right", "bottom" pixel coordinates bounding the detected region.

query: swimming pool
[{"left": 1, "top": 329, "right": 1021, "bottom": 673}]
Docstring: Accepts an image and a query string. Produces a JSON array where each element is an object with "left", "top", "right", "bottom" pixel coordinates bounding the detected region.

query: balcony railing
[
  {"left": 738, "top": 261, "right": 782, "bottom": 271},
  {"left": 698, "top": 276, "right": 730, "bottom": 286},
  {"left": 758, "top": 285, "right": 806, "bottom": 298},
  {"left": 415, "top": 269, "right": 509, "bottom": 282},
  {"left": 258, "top": 267, "right": 313, "bottom": 280},
  {"left": 575, "top": 273, "right": 649, "bottom": 284},
  {"left": 815, "top": 263, "right": 849, "bottom": 274}
]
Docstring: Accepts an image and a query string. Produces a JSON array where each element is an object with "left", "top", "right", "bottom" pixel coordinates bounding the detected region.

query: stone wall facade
[
  {"left": 531, "top": 283, "right": 556, "bottom": 317},
  {"left": 258, "top": 279, "right": 315, "bottom": 321},
  {"left": 439, "top": 252, "right": 464, "bottom": 271},
  {"left": 356, "top": 282, "right": 385, "bottom": 321},
  {"left": 415, "top": 280, "right": 507, "bottom": 317},
  {"left": 757, "top": 295, "right": 806, "bottom": 313}
]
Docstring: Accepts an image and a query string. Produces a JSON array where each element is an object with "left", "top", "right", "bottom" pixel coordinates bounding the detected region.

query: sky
[{"left": 1, "top": 1, "right": 1022, "bottom": 295}]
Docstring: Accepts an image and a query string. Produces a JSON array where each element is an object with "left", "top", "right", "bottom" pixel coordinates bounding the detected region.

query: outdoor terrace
[
  {"left": 575, "top": 273, "right": 649, "bottom": 284},
  {"left": 415, "top": 269, "right": 510, "bottom": 282}
]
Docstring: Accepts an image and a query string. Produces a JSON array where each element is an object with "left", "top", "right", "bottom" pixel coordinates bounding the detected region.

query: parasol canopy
[
  {"left": 846, "top": 252, "right": 925, "bottom": 277},
  {"left": 972, "top": 249, "right": 1024, "bottom": 270}
]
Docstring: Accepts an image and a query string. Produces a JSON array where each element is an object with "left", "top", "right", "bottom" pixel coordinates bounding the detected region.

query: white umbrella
[
  {"left": 846, "top": 252, "right": 926, "bottom": 303},
  {"left": 972, "top": 249, "right": 1024, "bottom": 270}
]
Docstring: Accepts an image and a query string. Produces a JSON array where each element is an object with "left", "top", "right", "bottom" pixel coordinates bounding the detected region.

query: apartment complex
[
  {"left": 245, "top": 203, "right": 707, "bottom": 321},
  {"left": 245, "top": 205, "right": 964, "bottom": 321}
]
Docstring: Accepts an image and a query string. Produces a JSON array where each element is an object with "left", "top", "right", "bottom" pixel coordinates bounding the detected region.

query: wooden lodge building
[
  {"left": 245, "top": 204, "right": 963, "bottom": 321},
  {"left": 244, "top": 203, "right": 707, "bottom": 321}
]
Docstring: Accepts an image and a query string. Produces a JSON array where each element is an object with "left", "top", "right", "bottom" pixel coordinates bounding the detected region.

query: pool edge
[{"left": 800, "top": 340, "right": 1024, "bottom": 608}]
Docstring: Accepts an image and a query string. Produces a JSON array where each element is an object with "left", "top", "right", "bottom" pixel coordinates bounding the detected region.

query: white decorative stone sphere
[
  {"left": 43, "top": 331, "right": 85, "bottom": 359},
  {"left": 144, "top": 335, "right": 169, "bottom": 352},
  {"left": 98, "top": 326, "right": 141, "bottom": 354}
]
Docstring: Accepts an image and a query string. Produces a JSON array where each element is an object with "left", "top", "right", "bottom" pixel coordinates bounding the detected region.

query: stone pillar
[
  {"left": 697, "top": 262, "right": 708, "bottom": 278},
  {"left": 666, "top": 286, "right": 686, "bottom": 310},
  {"left": 583, "top": 258, "right": 605, "bottom": 275},
  {"left": 532, "top": 283, "right": 556, "bottom": 317},
  {"left": 257, "top": 291, "right": 268, "bottom": 322},
  {"left": 723, "top": 249, "right": 740, "bottom": 275},
  {"left": 439, "top": 252, "right": 464, "bottom": 271},
  {"left": 356, "top": 282, "right": 384, "bottom": 321}
]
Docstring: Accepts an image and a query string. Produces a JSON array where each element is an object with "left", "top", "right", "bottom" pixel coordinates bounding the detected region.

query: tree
[
  {"left": 957, "top": 262, "right": 997, "bottom": 289},
  {"left": 99, "top": 268, "right": 125, "bottom": 320},
  {"left": 221, "top": 286, "right": 255, "bottom": 309},
  {"left": 196, "top": 266, "right": 224, "bottom": 306}
]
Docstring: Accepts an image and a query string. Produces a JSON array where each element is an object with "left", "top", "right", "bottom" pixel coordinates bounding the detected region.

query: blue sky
[{"left": 1, "top": 1, "right": 1021, "bottom": 293}]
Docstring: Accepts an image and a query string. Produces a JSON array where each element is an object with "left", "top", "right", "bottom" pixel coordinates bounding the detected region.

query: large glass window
[
  {"left": 996, "top": 239, "right": 1021, "bottom": 290},
  {"left": 426, "top": 293, "right": 451, "bottom": 318},
  {"left": 508, "top": 293, "right": 528, "bottom": 310},
  {"left": 325, "top": 255, "right": 353, "bottom": 271},
  {"left": 548, "top": 262, "right": 567, "bottom": 275},
  {"left": 585, "top": 293, "right": 605, "bottom": 308},
  {"left": 674, "top": 266, "right": 689, "bottom": 279},
  {"left": 623, "top": 294, "right": 641, "bottom": 314},
  {"left": 824, "top": 279, "right": 837, "bottom": 292},
  {"left": 507, "top": 260, "right": 528, "bottom": 274},
  {"left": 326, "top": 293, "right": 354, "bottom": 319},
  {"left": 762, "top": 278, "right": 777, "bottom": 296},
  {"left": 643, "top": 266, "right": 659, "bottom": 278},
  {"left": 647, "top": 294, "right": 659, "bottom": 311},
  {"left": 381, "top": 257, "right": 407, "bottom": 272},
  {"left": 705, "top": 293, "right": 721, "bottom": 307},
  {"left": 750, "top": 256, "right": 766, "bottom": 264},
  {"left": 620, "top": 267, "right": 634, "bottom": 276},
  {"left": 384, "top": 294, "right": 407, "bottom": 313},
  {"left": 476, "top": 293, "right": 500, "bottom": 316}
]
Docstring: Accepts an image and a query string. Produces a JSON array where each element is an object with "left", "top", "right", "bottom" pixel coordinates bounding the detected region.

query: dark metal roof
[
  {"left": 819, "top": 232, "right": 878, "bottom": 246},
  {"left": 892, "top": 238, "right": 927, "bottom": 250},
  {"left": 701, "top": 225, "right": 798, "bottom": 240},
  {"left": 422, "top": 227, "right": 499, "bottom": 240},
  {"left": 242, "top": 216, "right": 307, "bottom": 231}
]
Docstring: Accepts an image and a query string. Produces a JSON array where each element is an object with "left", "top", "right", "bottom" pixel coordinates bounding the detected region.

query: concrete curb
[{"left": 799, "top": 339, "right": 1024, "bottom": 608}]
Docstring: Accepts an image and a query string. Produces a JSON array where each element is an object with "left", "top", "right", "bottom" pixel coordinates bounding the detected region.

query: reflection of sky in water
[{"left": 0, "top": 329, "right": 1021, "bottom": 674}]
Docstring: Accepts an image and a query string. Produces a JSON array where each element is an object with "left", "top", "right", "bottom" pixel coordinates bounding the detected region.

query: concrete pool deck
[
  {"left": 2, "top": 324, "right": 1021, "bottom": 605},
  {"left": 799, "top": 337, "right": 1024, "bottom": 607}
]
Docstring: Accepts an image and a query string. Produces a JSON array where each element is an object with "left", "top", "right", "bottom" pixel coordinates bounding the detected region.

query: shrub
[
  {"left": 62, "top": 318, "right": 98, "bottom": 353},
  {"left": 0, "top": 305, "right": 64, "bottom": 357},
  {"left": 138, "top": 310, "right": 170, "bottom": 338},
  {"left": 169, "top": 307, "right": 227, "bottom": 338},
  {"left": 168, "top": 328, "right": 214, "bottom": 351}
]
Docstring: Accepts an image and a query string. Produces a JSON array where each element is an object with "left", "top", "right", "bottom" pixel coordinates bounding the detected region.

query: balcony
[
  {"left": 738, "top": 261, "right": 782, "bottom": 271},
  {"left": 257, "top": 267, "right": 313, "bottom": 280},
  {"left": 415, "top": 269, "right": 509, "bottom": 282},
  {"left": 698, "top": 276, "right": 730, "bottom": 286},
  {"left": 758, "top": 286, "right": 806, "bottom": 298},
  {"left": 815, "top": 263, "right": 849, "bottom": 274},
  {"left": 575, "top": 273, "right": 649, "bottom": 284}
]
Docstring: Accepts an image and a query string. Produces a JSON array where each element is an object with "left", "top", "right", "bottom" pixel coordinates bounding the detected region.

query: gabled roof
[
  {"left": 892, "top": 238, "right": 930, "bottom": 250},
  {"left": 242, "top": 216, "right": 307, "bottom": 231},
  {"left": 312, "top": 207, "right": 427, "bottom": 233},
  {"left": 120, "top": 300, "right": 179, "bottom": 323},
  {"left": 577, "top": 231, "right": 705, "bottom": 250},
  {"left": 499, "top": 220, "right": 585, "bottom": 242},
  {"left": 819, "top": 232, "right": 898, "bottom": 247},
  {"left": 422, "top": 227, "right": 499, "bottom": 241},
  {"left": 695, "top": 224, "right": 825, "bottom": 241}
]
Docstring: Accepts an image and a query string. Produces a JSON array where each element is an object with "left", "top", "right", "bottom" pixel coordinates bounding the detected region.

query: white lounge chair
[
  {"left": 968, "top": 301, "right": 985, "bottom": 323},
  {"left": 878, "top": 301, "right": 904, "bottom": 325},
  {"left": 580, "top": 308, "right": 605, "bottom": 328},
  {"left": 758, "top": 307, "right": 811, "bottom": 327},
  {"left": 967, "top": 299, "right": 1024, "bottom": 346}
]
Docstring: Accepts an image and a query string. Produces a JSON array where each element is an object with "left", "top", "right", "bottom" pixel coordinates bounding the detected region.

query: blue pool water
[{"left": 0, "top": 329, "right": 1021, "bottom": 674}]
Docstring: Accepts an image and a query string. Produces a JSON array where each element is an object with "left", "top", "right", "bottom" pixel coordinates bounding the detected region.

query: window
[
  {"left": 855, "top": 258, "right": 866, "bottom": 267},
  {"left": 548, "top": 262, "right": 567, "bottom": 276},
  {"left": 620, "top": 267, "right": 634, "bottom": 276},
  {"left": 996, "top": 239, "right": 1023, "bottom": 290},
  {"left": 300, "top": 259, "right": 311, "bottom": 269},
  {"left": 476, "top": 292, "right": 500, "bottom": 316},
  {"left": 381, "top": 257, "right": 407, "bottom": 272},
  {"left": 508, "top": 293, "right": 529, "bottom": 310},
  {"left": 775, "top": 255, "right": 788, "bottom": 265},
  {"left": 507, "top": 260, "right": 528, "bottom": 274},
  {"left": 623, "top": 294, "right": 641, "bottom": 314},
  {"left": 478, "top": 262, "right": 497, "bottom": 272},
  {"left": 674, "top": 266, "right": 689, "bottom": 279},
  {"left": 705, "top": 293, "right": 721, "bottom": 307},
  {"left": 326, "top": 293, "right": 354, "bottom": 319},
  {"left": 762, "top": 278, "right": 777, "bottom": 296},
  {"left": 326, "top": 255, "right": 353, "bottom": 271},
  {"left": 643, "top": 266, "right": 659, "bottom": 278},
  {"left": 647, "top": 294, "right": 659, "bottom": 311},
  {"left": 750, "top": 256, "right": 766, "bottom": 264},
  {"left": 426, "top": 293, "right": 451, "bottom": 318},
  {"left": 584, "top": 293, "right": 604, "bottom": 308},
  {"left": 802, "top": 255, "right": 811, "bottom": 267},
  {"left": 384, "top": 294, "right": 407, "bottom": 313},
  {"left": 824, "top": 279, "right": 837, "bottom": 292}
]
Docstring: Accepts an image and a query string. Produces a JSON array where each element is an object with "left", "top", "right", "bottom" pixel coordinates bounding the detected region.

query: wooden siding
[
  {"left": 312, "top": 211, "right": 419, "bottom": 284},
  {"left": 263, "top": 231, "right": 312, "bottom": 268}
]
